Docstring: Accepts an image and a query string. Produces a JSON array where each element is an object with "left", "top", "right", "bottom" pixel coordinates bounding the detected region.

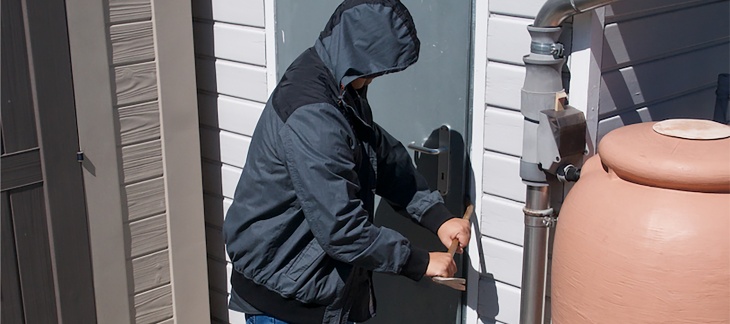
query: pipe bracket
[{"left": 542, "top": 216, "right": 558, "bottom": 227}]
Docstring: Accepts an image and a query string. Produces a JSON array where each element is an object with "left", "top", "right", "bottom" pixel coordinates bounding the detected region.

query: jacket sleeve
[
  {"left": 279, "top": 103, "right": 428, "bottom": 280},
  {"left": 373, "top": 123, "right": 455, "bottom": 234}
]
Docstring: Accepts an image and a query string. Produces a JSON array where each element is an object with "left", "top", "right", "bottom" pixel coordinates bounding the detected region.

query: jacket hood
[{"left": 314, "top": 0, "right": 420, "bottom": 91}]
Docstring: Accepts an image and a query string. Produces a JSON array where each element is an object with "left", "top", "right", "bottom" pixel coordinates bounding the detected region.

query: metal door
[{"left": 275, "top": 1, "right": 473, "bottom": 323}]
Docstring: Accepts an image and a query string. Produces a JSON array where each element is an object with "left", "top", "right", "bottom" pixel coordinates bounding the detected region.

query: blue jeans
[
  {"left": 245, "top": 314, "right": 355, "bottom": 324},
  {"left": 245, "top": 314, "right": 289, "bottom": 324}
]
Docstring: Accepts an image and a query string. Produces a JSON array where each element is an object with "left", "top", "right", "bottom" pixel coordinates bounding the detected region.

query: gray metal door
[{"left": 275, "top": 1, "right": 472, "bottom": 323}]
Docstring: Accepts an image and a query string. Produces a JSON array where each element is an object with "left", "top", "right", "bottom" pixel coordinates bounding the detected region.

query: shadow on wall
[
  {"left": 595, "top": 1, "right": 730, "bottom": 141},
  {"left": 190, "top": 1, "right": 231, "bottom": 323},
  {"left": 462, "top": 145, "right": 500, "bottom": 324}
]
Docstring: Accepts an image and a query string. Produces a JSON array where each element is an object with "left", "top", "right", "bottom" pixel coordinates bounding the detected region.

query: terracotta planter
[{"left": 551, "top": 120, "right": 730, "bottom": 323}]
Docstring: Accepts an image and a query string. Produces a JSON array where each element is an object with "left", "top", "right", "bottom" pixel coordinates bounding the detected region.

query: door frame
[
  {"left": 466, "top": 0, "right": 489, "bottom": 323},
  {"left": 269, "top": 0, "right": 482, "bottom": 322}
]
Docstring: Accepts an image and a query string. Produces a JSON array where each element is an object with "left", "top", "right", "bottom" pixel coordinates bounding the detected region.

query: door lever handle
[
  {"left": 407, "top": 143, "right": 448, "bottom": 155},
  {"left": 407, "top": 125, "right": 451, "bottom": 195}
]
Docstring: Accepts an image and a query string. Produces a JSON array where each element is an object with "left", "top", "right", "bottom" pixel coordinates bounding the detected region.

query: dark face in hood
[{"left": 314, "top": 0, "right": 421, "bottom": 91}]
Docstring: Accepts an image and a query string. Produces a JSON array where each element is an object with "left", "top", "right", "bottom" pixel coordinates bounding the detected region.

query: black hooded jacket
[{"left": 223, "top": 1, "right": 455, "bottom": 323}]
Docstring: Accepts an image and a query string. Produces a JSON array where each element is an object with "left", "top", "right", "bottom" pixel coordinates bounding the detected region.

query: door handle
[
  {"left": 407, "top": 125, "right": 450, "bottom": 195},
  {"left": 406, "top": 144, "right": 447, "bottom": 155}
]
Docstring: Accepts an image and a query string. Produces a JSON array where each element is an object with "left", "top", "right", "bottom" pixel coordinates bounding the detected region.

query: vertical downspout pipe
[{"left": 519, "top": 1, "right": 616, "bottom": 324}]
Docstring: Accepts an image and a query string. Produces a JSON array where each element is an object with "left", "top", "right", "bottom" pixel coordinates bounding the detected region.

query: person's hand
[
  {"left": 426, "top": 252, "right": 457, "bottom": 278},
  {"left": 437, "top": 218, "right": 470, "bottom": 254}
]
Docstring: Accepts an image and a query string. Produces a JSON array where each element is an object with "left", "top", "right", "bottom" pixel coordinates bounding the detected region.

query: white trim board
[
  {"left": 265, "top": 0, "right": 277, "bottom": 94},
  {"left": 467, "top": 0, "right": 490, "bottom": 322}
]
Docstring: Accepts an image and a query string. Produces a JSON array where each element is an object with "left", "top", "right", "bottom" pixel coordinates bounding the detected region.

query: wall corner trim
[
  {"left": 151, "top": 0, "right": 212, "bottom": 321},
  {"left": 64, "top": 0, "right": 136, "bottom": 322}
]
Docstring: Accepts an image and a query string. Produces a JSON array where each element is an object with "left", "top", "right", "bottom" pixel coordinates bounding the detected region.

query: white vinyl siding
[
  {"left": 192, "top": 0, "right": 270, "bottom": 322},
  {"left": 478, "top": 1, "right": 549, "bottom": 323}
]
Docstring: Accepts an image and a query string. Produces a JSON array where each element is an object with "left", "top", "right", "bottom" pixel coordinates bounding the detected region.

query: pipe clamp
[
  {"left": 523, "top": 207, "right": 555, "bottom": 227},
  {"left": 530, "top": 41, "right": 564, "bottom": 58}
]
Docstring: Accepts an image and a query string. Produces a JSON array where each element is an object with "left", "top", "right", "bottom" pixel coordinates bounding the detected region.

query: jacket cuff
[
  {"left": 400, "top": 246, "right": 429, "bottom": 281},
  {"left": 420, "top": 203, "right": 455, "bottom": 234}
]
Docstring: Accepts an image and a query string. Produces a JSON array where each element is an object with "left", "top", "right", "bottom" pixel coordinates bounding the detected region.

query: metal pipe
[
  {"left": 520, "top": 185, "right": 552, "bottom": 324},
  {"left": 534, "top": 0, "right": 618, "bottom": 27}
]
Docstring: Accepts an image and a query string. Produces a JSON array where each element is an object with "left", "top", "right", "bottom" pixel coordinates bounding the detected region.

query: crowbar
[{"left": 432, "top": 204, "right": 473, "bottom": 291}]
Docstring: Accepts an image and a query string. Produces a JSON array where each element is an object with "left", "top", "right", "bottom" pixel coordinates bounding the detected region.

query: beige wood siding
[
  {"left": 108, "top": 1, "right": 175, "bottom": 321},
  {"left": 192, "top": 0, "right": 269, "bottom": 322}
]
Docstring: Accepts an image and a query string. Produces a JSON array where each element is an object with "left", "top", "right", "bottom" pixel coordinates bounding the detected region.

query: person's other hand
[
  {"left": 437, "top": 218, "right": 470, "bottom": 253},
  {"left": 426, "top": 252, "right": 457, "bottom": 278}
]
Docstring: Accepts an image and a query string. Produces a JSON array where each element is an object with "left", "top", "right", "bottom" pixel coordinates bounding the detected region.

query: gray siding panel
[
  {"left": 134, "top": 284, "right": 173, "bottom": 323},
  {"left": 132, "top": 249, "right": 171, "bottom": 293},
  {"left": 122, "top": 139, "right": 164, "bottom": 184},
  {"left": 600, "top": 43, "right": 729, "bottom": 116},
  {"left": 109, "top": 0, "right": 152, "bottom": 24},
  {"left": 118, "top": 101, "right": 161, "bottom": 146},
  {"left": 126, "top": 177, "right": 166, "bottom": 222},
  {"left": 597, "top": 0, "right": 730, "bottom": 134},
  {"left": 597, "top": 86, "right": 718, "bottom": 139},
  {"left": 606, "top": 0, "right": 722, "bottom": 22},
  {"left": 110, "top": 21, "right": 155, "bottom": 65},
  {"left": 602, "top": 1, "right": 730, "bottom": 70},
  {"left": 130, "top": 214, "right": 169, "bottom": 258},
  {"left": 115, "top": 62, "right": 159, "bottom": 106}
]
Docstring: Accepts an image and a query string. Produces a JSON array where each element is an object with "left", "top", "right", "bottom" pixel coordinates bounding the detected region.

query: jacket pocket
[{"left": 285, "top": 239, "right": 324, "bottom": 281}]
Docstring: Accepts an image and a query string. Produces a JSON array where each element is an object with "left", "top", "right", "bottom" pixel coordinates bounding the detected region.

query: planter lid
[{"left": 598, "top": 119, "right": 730, "bottom": 193}]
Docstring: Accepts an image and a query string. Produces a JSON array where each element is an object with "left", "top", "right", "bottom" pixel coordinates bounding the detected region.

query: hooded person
[{"left": 223, "top": 1, "right": 471, "bottom": 323}]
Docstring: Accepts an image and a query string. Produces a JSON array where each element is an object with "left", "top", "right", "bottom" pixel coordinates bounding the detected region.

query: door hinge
[{"left": 77, "top": 151, "right": 84, "bottom": 163}]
